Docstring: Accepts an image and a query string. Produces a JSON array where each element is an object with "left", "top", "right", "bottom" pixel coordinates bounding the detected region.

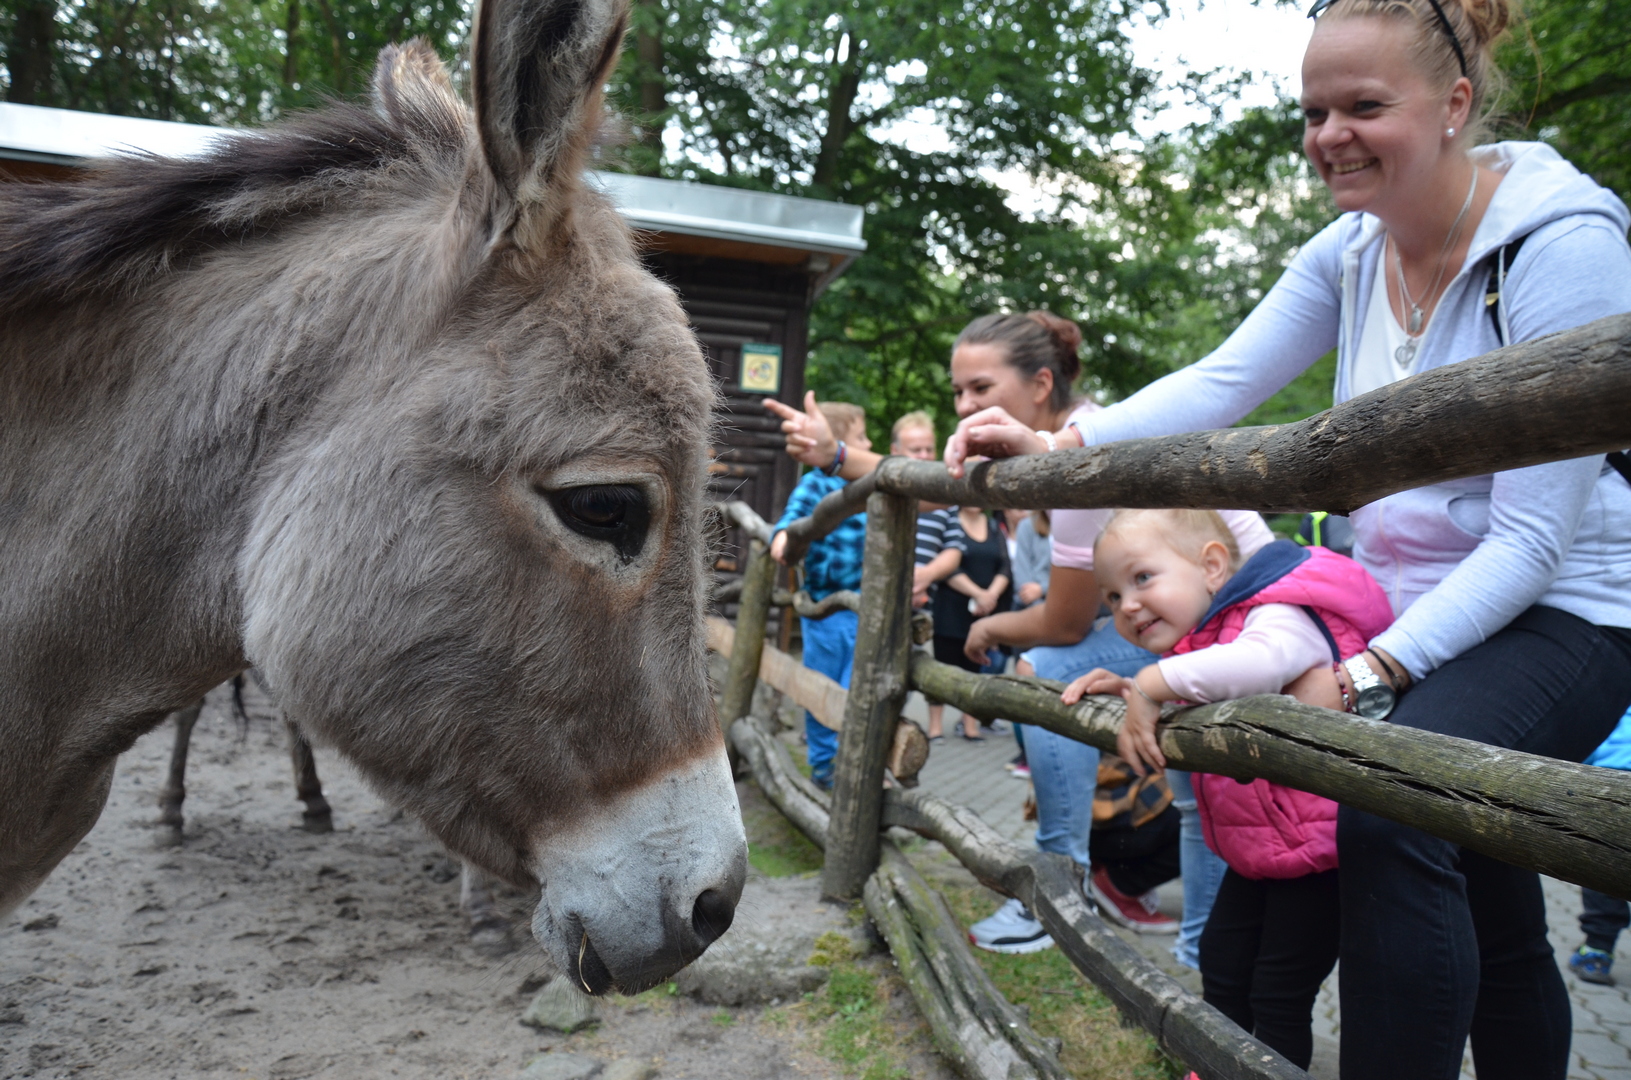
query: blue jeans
[
  {"left": 1023, "top": 618, "right": 1152, "bottom": 868},
  {"left": 800, "top": 610, "right": 857, "bottom": 781},
  {"left": 1167, "top": 769, "right": 1228, "bottom": 970}
]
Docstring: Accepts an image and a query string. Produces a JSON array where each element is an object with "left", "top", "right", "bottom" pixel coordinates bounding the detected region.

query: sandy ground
[{"left": 0, "top": 682, "right": 880, "bottom": 1080}]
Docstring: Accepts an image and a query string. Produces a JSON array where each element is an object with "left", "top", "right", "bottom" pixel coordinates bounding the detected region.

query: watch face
[{"left": 1355, "top": 683, "right": 1396, "bottom": 720}]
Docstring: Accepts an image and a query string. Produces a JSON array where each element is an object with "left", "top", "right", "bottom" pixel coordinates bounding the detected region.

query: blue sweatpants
[{"left": 800, "top": 610, "right": 857, "bottom": 783}]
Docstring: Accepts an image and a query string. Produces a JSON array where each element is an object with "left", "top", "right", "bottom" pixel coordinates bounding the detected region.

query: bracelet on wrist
[
  {"left": 821, "top": 440, "right": 847, "bottom": 476},
  {"left": 1368, "top": 649, "right": 1408, "bottom": 691},
  {"left": 1132, "top": 678, "right": 1161, "bottom": 707},
  {"left": 1332, "top": 661, "right": 1352, "bottom": 713},
  {"left": 1035, "top": 428, "right": 1058, "bottom": 453}
]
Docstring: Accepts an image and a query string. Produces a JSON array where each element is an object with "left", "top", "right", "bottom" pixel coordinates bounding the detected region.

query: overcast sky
[{"left": 1126, "top": 0, "right": 1314, "bottom": 133}]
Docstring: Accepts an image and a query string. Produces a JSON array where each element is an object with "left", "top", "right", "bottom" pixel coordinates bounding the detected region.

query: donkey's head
[{"left": 236, "top": 0, "right": 745, "bottom": 993}]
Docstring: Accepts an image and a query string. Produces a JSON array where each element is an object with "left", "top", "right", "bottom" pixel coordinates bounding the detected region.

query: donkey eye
[{"left": 546, "top": 485, "right": 650, "bottom": 561}]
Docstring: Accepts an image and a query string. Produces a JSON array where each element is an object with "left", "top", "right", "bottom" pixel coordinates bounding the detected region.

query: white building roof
[{"left": 0, "top": 102, "right": 865, "bottom": 289}]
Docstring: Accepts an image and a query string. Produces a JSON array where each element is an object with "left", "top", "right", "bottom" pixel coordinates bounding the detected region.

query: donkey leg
[
  {"left": 460, "top": 863, "right": 515, "bottom": 957},
  {"left": 155, "top": 702, "right": 204, "bottom": 847},
  {"left": 286, "top": 721, "right": 333, "bottom": 833}
]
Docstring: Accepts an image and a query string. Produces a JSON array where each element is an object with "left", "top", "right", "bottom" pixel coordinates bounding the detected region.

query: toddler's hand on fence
[
  {"left": 1116, "top": 689, "right": 1166, "bottom": 775},
  {"left": 943, "top": 407, "right": 1049, "bottom": 478},
  {"left": 1060, "top": 668, "right": 1128, "bottom": 704}
]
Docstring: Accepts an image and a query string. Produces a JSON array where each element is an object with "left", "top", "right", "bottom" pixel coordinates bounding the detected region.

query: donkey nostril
[{"left": 691, "top": 888, "right": 736, "bottom": 947}]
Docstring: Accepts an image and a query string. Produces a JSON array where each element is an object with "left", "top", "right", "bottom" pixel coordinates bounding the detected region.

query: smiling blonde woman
[{"left": 947, "top": 0, "right": 1631, "bottom": 1076}]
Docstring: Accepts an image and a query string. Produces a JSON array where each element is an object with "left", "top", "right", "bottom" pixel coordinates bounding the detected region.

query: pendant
[
  {"left": 1407, "top": 306, "right": 1424, "bottom": 334},
  {"left": 1395, "top": 338, "right": 1418, "bottom": 367}
]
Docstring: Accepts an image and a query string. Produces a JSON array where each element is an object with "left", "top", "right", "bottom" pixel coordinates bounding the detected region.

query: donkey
[{"left": 0, "top": 0, "right": 746, "bottom": 995}]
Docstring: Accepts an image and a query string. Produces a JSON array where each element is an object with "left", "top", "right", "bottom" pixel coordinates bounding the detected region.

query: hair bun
[
  {"left": 1027, "top": 310, "right": 1083, "bottom": 383},
  {"left": 1451, "top": 0, "right": 1511, "bottom": 46}
]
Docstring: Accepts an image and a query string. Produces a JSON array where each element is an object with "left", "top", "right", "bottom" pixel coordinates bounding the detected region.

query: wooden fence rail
[
  {"left": 710, "top": 324, "right": 1631, "bottom": 1077},
  {"left": 910, "top": 654, "right": 1631, "bottom": 900}
]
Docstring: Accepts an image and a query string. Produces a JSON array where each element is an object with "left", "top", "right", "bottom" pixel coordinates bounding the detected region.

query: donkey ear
[
  {"left": 472, "top": 0, "right": 628, "bottom": 209},
  {"left": 372, "top": 40, "right": 464, "bottom": 146}
]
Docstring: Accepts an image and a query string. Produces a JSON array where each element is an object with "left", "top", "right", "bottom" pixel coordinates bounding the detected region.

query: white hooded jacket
[{"left": 1074, "top": 142, "right": 1631, "bottom": 679}]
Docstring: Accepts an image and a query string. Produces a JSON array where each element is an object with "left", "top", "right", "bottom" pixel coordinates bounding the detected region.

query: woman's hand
[
  {"left": 971, "top": 587, "right": 998, "bottom": 617},
  {"left": 964, "top": 617, "right": 999, "bottom": 665},
  {"left": 764, "top": 391, "right": 838, "bottom": 471},
  {"left": 943, "top": 407, "right": 1050, "bottom": 478},
  {"left": 1284, "top": 663, "right": 1344, "bottom": 711}
]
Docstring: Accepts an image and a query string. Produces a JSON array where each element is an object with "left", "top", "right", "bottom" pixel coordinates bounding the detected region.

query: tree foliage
[{"left": 1, "top": 0, "right": 1625, "bottom": 442}]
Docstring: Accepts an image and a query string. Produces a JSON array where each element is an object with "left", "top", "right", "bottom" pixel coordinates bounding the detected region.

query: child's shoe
[
  {"left": 968, "top": 898, "right": 1054, "bottom": 954},
  {"left": 1570, "top": 944, "right": 1615, "bottom": 985},
  {"left": 1089, "top": 866, "right": 1179, "bottom": 935}
]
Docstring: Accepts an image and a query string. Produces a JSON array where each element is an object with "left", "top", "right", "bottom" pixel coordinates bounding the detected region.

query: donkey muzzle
[{"left": 530, "top": 747, "right": 747, "bottom": 994}]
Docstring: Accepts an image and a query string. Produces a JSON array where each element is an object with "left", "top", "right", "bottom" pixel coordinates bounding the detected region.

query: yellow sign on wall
[{"left": 739, "top": 343, "right": 782, "bottom": 394}]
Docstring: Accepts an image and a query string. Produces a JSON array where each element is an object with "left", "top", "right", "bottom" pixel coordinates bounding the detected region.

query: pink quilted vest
[{"left": 1168, "top": 542, "right": 1393, "bottom": 879}]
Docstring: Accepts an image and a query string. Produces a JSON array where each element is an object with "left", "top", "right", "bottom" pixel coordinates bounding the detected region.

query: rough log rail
[
  {"left": 910, "top": 653, "right": 1631, "bottom": 900},
  {"left": 730, "top": 718, "right": 1300, "bottom": 1080},
  {"left": 881, "top": 786, "right": 1306, "bottom": 1080},
  {"left": 772, "top": 314, "right": 1631, "bottom": 535},
  {"left": 728, "top": 719, "right": 1078, "bottom": 1080}
]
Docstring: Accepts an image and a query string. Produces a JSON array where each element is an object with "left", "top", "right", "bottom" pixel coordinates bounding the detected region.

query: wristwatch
[{"left": 1342, "top": 654, "right": 1396, "bottom": 721}]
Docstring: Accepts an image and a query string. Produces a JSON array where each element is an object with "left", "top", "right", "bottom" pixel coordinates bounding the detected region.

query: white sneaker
[{"left": 968, "top": 897, "right": 1054, "bottom": 954}]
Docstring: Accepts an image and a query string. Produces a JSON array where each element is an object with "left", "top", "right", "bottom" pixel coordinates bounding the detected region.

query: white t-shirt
[{"left": 1350, "top": 257, "right": 1424, "bottom": 398}]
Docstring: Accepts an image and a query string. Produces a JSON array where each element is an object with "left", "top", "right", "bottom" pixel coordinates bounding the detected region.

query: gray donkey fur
[{"left": 0, "top": 0, "right": 746, "bottom": 995}]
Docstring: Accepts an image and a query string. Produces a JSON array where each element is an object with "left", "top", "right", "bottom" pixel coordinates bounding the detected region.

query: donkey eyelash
[{"left": 544, "top": 484, "right": 651, "bottom": 562}]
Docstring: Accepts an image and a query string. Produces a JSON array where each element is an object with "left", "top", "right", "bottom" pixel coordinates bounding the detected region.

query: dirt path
[{"left": 0, "top": 683, "right": 866, "bottom": 1080}]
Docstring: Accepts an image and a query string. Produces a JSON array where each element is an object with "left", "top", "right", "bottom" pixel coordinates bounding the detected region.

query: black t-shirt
[{"left": 931, "top": 513, "right": 1012, "bottom": 641}]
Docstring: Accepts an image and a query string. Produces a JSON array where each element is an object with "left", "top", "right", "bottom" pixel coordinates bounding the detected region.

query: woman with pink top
[{"left": 1063, "top": 509, "right": 1393, "bottom": 1068}]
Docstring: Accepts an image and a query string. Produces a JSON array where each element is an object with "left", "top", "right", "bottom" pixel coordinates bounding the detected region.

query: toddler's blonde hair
[{"left": 1095, "top": 509, "right": 1242, "bottom": 571}]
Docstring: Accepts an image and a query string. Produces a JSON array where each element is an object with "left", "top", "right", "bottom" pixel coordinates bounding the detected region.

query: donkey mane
[{"left": 0, "top": 58, "right": 469, "bottom": 313}]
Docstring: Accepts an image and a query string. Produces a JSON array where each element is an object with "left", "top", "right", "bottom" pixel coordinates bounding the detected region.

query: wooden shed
[{"left": 0, "top": 102, "right": 866, "bottom": 550}]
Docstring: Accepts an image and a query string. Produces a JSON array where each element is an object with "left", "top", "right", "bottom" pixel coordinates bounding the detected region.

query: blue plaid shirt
[{"left": 773, "top": 471, "right": 866, "bottom": 600}]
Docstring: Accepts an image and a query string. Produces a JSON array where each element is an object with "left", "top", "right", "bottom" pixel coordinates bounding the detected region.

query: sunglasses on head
[{"left": 1306, "top": 0, "right": 1469, "bottom": 78}]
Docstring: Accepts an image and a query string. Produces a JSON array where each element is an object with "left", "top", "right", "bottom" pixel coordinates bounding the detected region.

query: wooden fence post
[
  {"left": 822, "top": 490, "right": 916, "bottom": 900},
  {"left": 719, "top": 537, "right": 777, "bottom": 750}
]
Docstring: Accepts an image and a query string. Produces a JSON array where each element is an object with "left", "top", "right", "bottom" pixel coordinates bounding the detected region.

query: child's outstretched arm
[{"left": 1060, "top": 664, "right": 1175, "bottom": 776}]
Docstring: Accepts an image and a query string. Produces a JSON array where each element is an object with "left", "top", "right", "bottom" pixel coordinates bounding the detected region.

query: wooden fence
[{"left": 708, "top": 312, "right": 1631, "bottom": 1080}]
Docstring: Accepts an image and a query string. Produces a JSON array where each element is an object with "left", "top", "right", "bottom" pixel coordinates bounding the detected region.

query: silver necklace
[{"left": 1393, "top": 167, "right": 1479, "bottom": 368}]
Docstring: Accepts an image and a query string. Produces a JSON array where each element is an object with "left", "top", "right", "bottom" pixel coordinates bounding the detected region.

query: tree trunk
[
  {"left": 811, "top": 31, "right": 862, "bottom": 193},
  {"left": 872, "top": 313, "right": 1631, "bottom": 514},
  {"left": 6, "top": 0, "right": 57, "bottom": 105},
  {"left": 634, "top": 0, "right": 664, "bottom": 173},
  {"left": 821, "top": 491, "right": 916, "bottom": 900},
  {"left": 909, "top": 654, "right": 1631, "bottom": 899},
  {"left": 283, "top": 0, "right": 300, "bottom": 89}
]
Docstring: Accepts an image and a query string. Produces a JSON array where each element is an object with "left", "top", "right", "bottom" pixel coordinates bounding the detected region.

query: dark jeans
[
  {"left": 1200, "top": 868, "right": 1341, "bottom": 1070},
  {"left": 1581, "top": 887, "right": 1631, "bottom": 953},
  {"left": 1089, "top": 803, "right": 1180, "bottom": 897},
  {"left": 1338, "top": 606, "right": 1631, "bottom": 1080}
]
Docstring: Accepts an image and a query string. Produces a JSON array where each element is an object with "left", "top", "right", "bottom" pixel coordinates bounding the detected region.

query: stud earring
[{"left": 1447, "top": 127, "right": 1457, "bottom": 137}]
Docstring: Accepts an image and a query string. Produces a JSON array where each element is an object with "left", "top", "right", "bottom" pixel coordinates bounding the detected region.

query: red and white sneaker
[{"left": 1089, "top": 866, "right": 1178, "bottom": 935}]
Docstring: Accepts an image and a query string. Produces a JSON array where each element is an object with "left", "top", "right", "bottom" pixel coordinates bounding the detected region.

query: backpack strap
[
  {"left": 1300, "top": 605, "right": 1343, "bottom": 664},
  {"left": 1485, "top": 231, "right": 1533, "bottom": 346}
]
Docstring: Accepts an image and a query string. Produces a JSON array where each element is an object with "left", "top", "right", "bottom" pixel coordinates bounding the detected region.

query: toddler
[{"left": 1060, "top": 508, "right": 1392, "bottom": 1069}]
